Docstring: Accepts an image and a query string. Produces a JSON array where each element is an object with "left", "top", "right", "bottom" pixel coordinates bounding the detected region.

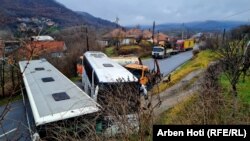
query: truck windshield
[
  {"left": 153, "top": 47, "right": 164, "bottom": 52},
  {"left": 127, "top": 68, "right": 142, "bottom": 79}
]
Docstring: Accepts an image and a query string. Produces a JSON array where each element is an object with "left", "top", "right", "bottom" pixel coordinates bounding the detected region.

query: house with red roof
[
  {"left": 24, "top": 41, "right": 67, "bottom": 58},
  {"left": 154, "top": 32, "right": 169, "bottom": 46},
  {"left": 102, "top": 28, "right": 169, "bottom": 46}
]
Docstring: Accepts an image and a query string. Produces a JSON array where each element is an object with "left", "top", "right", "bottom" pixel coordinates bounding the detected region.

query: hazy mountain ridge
[{"left": 140, "top": 20, "right": 249, "bottom": 32}]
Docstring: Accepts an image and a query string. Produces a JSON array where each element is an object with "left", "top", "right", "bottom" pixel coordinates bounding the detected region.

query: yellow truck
[{"left": 176, "top": 39, "right": 195, "bottom": 51}]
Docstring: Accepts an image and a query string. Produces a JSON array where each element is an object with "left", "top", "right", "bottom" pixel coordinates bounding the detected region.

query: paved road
[
  {"left": 142, "top": 51, "right": 193, "bottom": 76},
  {"left": 0, "top": 100, "right": 31, "bottom": 141}
]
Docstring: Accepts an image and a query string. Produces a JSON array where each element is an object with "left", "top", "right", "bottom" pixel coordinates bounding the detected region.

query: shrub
[
  {"left": 118, "top": 46, "right": 142, "bottom": 55},
  {"left": 139, "top": 40, "right": 152, "bottom": 48}
]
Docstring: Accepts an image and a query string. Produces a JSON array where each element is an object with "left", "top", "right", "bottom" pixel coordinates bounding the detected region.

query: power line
[
  {"left": 211, "top": 8, "right": 250, "bottom": 31},
  {"left": 222, "top": 8, "right": 250, "bottom": 20},
  {"left": 182, "top": 8, "right": 250, "bottom": 33}
]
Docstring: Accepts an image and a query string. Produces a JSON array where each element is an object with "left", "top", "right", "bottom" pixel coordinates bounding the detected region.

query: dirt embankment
[{"left": 141, "top": 69, "right": 204, "bottom": 116}]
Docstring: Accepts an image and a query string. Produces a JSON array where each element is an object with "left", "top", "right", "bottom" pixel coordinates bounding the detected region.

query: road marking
[{"left": 0, "top": 128, "right": 17, "bottom": 138}]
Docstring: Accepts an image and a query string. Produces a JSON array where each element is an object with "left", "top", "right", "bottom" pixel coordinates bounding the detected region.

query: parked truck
[
  {"left": 176, "top": 39, "right": 195, "bottom": 52},
  {"left": 152, "top": 46, "right": 172, "bottom": 59}
]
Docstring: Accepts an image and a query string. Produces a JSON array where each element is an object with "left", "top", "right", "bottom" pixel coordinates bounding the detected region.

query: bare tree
[
  {"left": 50, "top": 26, "right": 101, "bottom": 77},
  {"left": 216, "top": 38, "right": 249, "bottom": 114},
  {"left": 198, "top": 62, "right": 223, "bottom": 124}
]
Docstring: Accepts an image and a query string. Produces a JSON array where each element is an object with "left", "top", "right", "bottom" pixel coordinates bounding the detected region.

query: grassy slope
[
  {"left": 158, "top": 74, "right": 250, "bottom": 124},
  {"left": 157, "top": 50, "right": 250, "bottom": 124},
  {"left": 157, "top": 94, "right": 198, "bottom": 124},
  {"left": 220, "top": 74, "right": 250, "bottom": 104}
]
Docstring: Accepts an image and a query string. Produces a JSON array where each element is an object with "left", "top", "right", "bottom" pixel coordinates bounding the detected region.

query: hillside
[
  {"left": 0, "top": 0, "right": 116, "bottom": 31},
  {"left": 76, "top": 11, "right": 117, "bottom": 29}
]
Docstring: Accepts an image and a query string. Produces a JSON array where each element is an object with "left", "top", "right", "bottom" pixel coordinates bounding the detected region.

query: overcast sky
[{"left": 57, "top": 0, "right": 250, "bottom": 26}]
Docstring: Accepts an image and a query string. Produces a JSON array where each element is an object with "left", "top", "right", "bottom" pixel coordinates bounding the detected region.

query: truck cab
[
  {"left": 125, "top": 64, "right": 149, "bottom": 86},
  {"left": 152, "top": 46, "right": 170, "bottom": 59}
]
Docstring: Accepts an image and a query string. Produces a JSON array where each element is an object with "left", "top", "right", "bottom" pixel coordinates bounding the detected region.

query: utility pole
[
  {"left": 152, "top": 21, "right": 155, "bottom": 46},
  {"left": 115, "top": 17, "right": 120, "bottom": 51},
  {"left": 81, "top": 25, "right": 89, "bottom": 51},
  {"left": 86, "top": 27, "right": 89, "bottom": 51}
]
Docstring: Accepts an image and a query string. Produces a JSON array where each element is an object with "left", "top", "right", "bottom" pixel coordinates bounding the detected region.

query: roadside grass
[
  {"left": 153, "top": 50, "right": 218, "bottom": 93},
  {"left": 157, "top": 94, "right": 198, "bottom": 124},
  {"left": 0, "top": 94, "right": 22, "bottom": 106},
  {"left": 220, "top": 73, "right": 250, "bottom": 104},
  {"left": 157, "top": 70, "right": 250, "bottom": 125},
  {"left": 219, "top": 74, "right": 250, "bottom": 123}
]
